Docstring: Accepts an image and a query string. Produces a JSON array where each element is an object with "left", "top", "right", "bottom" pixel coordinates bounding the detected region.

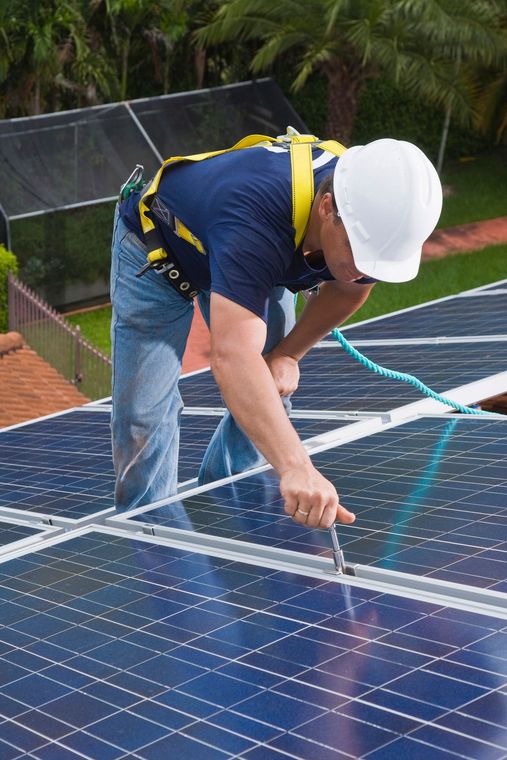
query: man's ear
[{"left": 318, "top": 192, "right": 335, "bottom": 221}]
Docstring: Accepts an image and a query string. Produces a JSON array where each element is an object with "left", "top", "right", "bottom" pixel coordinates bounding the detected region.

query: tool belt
[{"left": 135, "top": 195, "right": 200, "bottom": 300}]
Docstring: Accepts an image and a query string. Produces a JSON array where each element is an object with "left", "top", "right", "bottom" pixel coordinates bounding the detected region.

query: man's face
[{"left": 319, "top": 193, "right": 367, "bottom": 283}]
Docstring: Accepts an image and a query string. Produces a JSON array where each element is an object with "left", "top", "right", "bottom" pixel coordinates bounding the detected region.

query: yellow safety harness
[{"left": 135, "top": 129, "right": 347, "bottom": 297}]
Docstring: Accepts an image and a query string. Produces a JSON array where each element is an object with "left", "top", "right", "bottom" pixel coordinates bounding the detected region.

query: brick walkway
[
  {"left": 422, "top": 216, "right": 507, "bottom": 260},
  {"left": 182, "top": 307, "right": 210, "bottom": 374}
]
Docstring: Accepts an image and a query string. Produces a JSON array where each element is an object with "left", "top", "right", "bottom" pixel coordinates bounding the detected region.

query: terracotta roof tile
[{"left": 0, "top": 338, "right": 89, "bottom": 429}]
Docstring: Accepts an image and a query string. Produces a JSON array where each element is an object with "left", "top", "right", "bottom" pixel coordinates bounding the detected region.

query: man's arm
[
  {"left": 280, "top": 279, "right": 373, "bottom": 360},
  {"left": 265, "top": 279, "right": 374, "bottom": 396},
  {"left": 209, "top": 292, "right": 356, "bottom": 529}
]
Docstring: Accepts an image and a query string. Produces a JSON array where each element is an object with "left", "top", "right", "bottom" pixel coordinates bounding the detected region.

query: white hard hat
[{"left": 333, "top": 138, "right": 443, "bottom": 282}]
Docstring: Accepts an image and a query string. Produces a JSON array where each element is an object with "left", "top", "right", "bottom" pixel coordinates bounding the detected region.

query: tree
[
  {"left": 475, "top": 67, "right": 507, "bottom": 143},
  {"left": 96, "top": 0, "right": 188, "bottom": 100},
  {"left": 470, "top": 9, "right": 507, "bottom": 145},
  {"left": 0, "top": 0, "right": 98, "bottom": 115},
  {"left": 196, "top": 0, "right": 506, "bottom": 144}
]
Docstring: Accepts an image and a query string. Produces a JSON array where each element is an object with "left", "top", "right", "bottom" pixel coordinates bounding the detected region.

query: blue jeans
[{"left": 110, "top": 208, "right": 295, "bottom": 512}]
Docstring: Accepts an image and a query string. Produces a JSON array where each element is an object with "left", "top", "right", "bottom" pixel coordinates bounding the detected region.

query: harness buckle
[{"left": 135, "top": 258, "right": 174, "bottom": 278}]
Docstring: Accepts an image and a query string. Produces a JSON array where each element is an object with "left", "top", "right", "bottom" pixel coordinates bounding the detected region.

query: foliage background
[
  {"left": 0, "top": 1, "right": 505, "bottom": 303},
  {"left": 0, "top": 245, "right": 18, "bottom": 332}
]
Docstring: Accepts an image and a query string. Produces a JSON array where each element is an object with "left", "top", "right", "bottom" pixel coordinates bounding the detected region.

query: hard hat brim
[{"left": 353, "top": 248, "right": 422, "bottom": 283}]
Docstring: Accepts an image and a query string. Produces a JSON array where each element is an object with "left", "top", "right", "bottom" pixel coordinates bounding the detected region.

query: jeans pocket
[{"left": 121, "top": 230, "right": 148, "bottom": 253}]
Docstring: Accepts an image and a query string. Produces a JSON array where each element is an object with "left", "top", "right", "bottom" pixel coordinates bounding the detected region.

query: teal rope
[{"left": 330, "top": 327, "right": 490, "bottom": 416}]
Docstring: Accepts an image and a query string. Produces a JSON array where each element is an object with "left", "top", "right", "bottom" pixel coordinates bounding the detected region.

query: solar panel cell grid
[
  {"left": 2, "top": 285, "right": 506, "bottom": 757},
  {"left": 0, "top": 530, "right": 505, "bottom": 759},
  {"left": 0, "top": 519, "right": 49, "bottom": 553},
  {"left": 0, "top": 410, "right": 347, "bottom": 520},
  {"left": 332, "top": 293, "right": 507, "bottom": 341},
  {"left": 180, "top": 341, "right": 507, "bottom": 412},
  {"left": 125, "top": 417, "right": 507, "bottom": 590}
]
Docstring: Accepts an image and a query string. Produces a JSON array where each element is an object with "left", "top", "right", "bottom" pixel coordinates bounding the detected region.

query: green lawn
[
  {"left": 67, "top": 306, "right": 112, "bottom": 356},
  {"left": 345, "top": 243, "right": 507, "bottom": 326},
  {"left": 68, "top": 243, "right": 507, "bottom": 354},
  {"left": 439, "top": 150, "right": 507, "bottom": 228}
]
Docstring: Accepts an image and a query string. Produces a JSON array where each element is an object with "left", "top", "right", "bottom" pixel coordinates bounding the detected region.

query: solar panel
[
  {"left": 0, "top": 528, "right": 505, "bottom": 759},
  {"left": 0, "top": 409, "right": 349, "bottom": 521},
  {"left": 0, "top": 516, "right": 58, "bottom": 558},
  {"left": 330, "top": 293, "right": 507, "bottom": 341},
  {"left": 317, "top": 417, "right": 507, "bottom": 591},
  {"left": 0, "top": 411, "right": 115, "bottom": 522},
  {"left": 3, "top": 280, "right": 507, "bottom": 758},
  {"left": 180, "top": 341, "right": 507, "bottom": 413},
  {"left": 119, "top": 417, "right": 507, "bottom": 591},
  {"left": 176, "top": 415, "right": 354, "bottom": 485}
]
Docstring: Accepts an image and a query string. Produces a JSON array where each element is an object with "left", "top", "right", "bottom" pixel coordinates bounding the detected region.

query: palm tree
[
  {"left": 470, "top": 9, "right": 507, "bottom": 145},
  {"left": 196, "top": 0, "right": 506, "bottom": 144},
  {"left": 475, "top": 68, "right": 507, "bottom": 143}
]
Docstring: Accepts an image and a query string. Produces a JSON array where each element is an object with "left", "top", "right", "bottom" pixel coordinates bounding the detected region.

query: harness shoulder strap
[
  {"left": 138, "top": 134, "right": 279, "bottom": 262},
  {"left": 138, "top": 131, "right": 347, "bottom": 263},
  {"left": 290, "top": 137, "right": 347, "bottom": 247}
]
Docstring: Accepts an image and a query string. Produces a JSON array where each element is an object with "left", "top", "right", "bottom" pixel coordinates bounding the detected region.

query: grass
[
  {"left": 67, "top": 243, "right": 507, "bottom": 354},
  {"left": 344, "top": 243, "right": 507, "bottom": 326},
  {"left": 439, "top": 149, "right": 507, "bottom": 228},
  {"left": 67, "top": 306, "right": 112, "bottom": 356}
]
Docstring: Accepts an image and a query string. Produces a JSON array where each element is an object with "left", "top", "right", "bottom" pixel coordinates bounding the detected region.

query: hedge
[{"left": 0, "top": 245, "right": 18, "bottom": 333}]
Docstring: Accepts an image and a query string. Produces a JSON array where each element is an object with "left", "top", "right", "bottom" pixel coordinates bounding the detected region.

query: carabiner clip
[{"left": 119, "top": 164, "right": 145, "bottom": 202}]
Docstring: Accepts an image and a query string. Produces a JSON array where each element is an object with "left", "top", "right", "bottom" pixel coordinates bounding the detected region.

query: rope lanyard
[
  {"left": 330, "top": 327, "right": 492, "bottom": 416},
  {"left": 293, "top": 294, "right": 492, "bottom": 416}
]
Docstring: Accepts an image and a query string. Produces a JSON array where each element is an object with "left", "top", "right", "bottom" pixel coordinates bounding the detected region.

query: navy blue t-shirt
[{"left": 121, "top": 145, "right": 356, "bottom": 321}]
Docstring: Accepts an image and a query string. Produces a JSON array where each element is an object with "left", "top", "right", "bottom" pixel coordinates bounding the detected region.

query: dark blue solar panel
[
  {"left": 0, "top": 410, "right": 346, "bottom": 520},
  {"left": 180, "top": 341, "right": 507, "bottom": 412},
  {"left": 314, "top": 417, "right": 507, "bottom": 591},
  {"left": 328, "top": 293, "right": 507, "bottom": 341},
  {"left": 0, "top": 411, "right": 115, "bottom": 520},
  {"left": 0, "top": 529, "right": 505, "bottom": 759},
  {"left": 0, "top": 518, "right": 49, "bottom": 553},
  {"left": 177, "top": 415, "right": 351, "bottom": 485},
  {"left": 179, "top": 370, "right": 221, "bottom": 407},
  {"left": 126, "top": 418, "right": 507, "bottom": 591}
]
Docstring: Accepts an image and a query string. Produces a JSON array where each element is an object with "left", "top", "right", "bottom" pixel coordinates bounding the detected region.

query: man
[{"left": 111, "top": 134, "right": 442, "bottom": 530}]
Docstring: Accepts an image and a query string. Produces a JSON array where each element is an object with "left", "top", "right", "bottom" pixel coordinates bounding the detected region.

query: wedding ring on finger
[{"left": 296, "top": 508, "right": 310, "bottom": 518}]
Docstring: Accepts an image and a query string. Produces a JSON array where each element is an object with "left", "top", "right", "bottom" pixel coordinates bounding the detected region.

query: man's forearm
[
  {"left": 275, "top": 281, "right": 373, "bottom": 361},
  {"left": 211, "top": 348, "right": 311, "bottom": 476},
  {"left": 209, "top": 292, "right": 356, "bottom": 529}
]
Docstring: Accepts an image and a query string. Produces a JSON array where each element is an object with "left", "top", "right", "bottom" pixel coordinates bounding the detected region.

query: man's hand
[
  {"left": 280, "top": 463, "right": 356, "bottom": 529},
  {"left": 264, "top": 349, "right": 300, "bottom": 396}
]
